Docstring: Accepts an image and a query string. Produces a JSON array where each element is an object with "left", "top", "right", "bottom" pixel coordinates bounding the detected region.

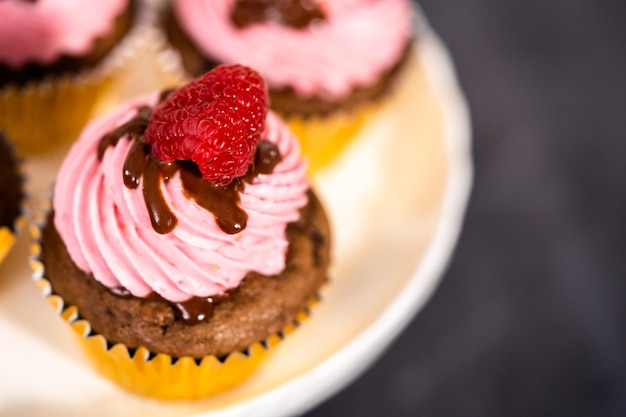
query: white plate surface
[{"left": 0, "top": 24, "right": 472, "bottom": 417}]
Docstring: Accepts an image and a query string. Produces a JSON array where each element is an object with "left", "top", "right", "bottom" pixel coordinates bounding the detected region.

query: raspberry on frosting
[{"left": 145, "top": 64, "right": 269, "bottom": 186}]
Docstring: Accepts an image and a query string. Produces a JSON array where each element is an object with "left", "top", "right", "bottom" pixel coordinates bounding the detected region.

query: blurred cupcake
[
  {"left": 0, "top": 0, "right": 148, "bottom": 154},
  {"left": 0, "top": 130, "right": 24, "bottom": 264},
  {"left": 160, "top": 0, "right": 415, "bottom": 171},
  {"left": 30, "top": 65, "right": 331, "bottom": 398}
]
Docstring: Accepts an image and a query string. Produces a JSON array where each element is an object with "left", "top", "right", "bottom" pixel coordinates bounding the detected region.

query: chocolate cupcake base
[
  {"left": 0, "top": 130, "right": 24, "bottom": 264},
  {"left": 39, "top": 190, "right": 330, "bottom": 359},
  {"left": 0, "top": 131, "right": 23, "bottom": 233}
]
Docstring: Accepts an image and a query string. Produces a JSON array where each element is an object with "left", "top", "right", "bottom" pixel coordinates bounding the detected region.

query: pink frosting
[
  {"left": 172, "top": 0, "right": 413, "bottom": 100},
  {"left": 53, "top": 93, "right": 310, "bottom": 302},
  {"left": 0, "top": 0, "right": 127, "bottom": 69}
]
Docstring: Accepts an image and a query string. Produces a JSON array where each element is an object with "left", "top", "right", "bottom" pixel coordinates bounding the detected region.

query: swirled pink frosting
[
  {"left": 0, "top": 0, "right": 127, "bottom": 69},
  {"left": 53, "top": 93, "right": 310, "bottom": 302},
  {"left": 172, "top": 0, "right": 413, "bottom": 99}
]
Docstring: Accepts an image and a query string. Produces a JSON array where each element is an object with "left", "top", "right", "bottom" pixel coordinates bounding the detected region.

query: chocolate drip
[
  {"left": 96, "top": 95, "right": 283, "bottom": 235},
  {"left": 179, "top": 162, "right": 247, "bottom": 234},
  {"left": 173, "top": 295, "right": 229, "bottom": 324},
  {"left": 97, "top": 106, "right": 151, "bottom": 160},
  {"left": 177, "top": 141, "right": 282, "bottom": 234},
  {"left": 111, "top": 286, "right": 229, "bottom": 324},
  {"left": 122, "top": 139, "right": 150, "bottom": 188},
  {"left": 232, "top": 0, "right": 325, "bottom": 29},
  {"left": 143, "top": 155, "right": 178, "bottom": 234},
  {"left": 250, "top": 140, "right": 282, "bottom": 176}
]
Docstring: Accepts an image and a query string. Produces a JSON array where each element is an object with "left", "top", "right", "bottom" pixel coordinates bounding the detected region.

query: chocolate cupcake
[
  {"left": 0, "top": 130, "right": 24, "bottom": 264},
  {"left": 31, "top": 65, "right": 331, "bottom": 398},
  {"left": 159, "top": 0, "right": 416, "bottom": 171},
  {"left": 0, "top": 0, "right": 148, "bottom": 154}
]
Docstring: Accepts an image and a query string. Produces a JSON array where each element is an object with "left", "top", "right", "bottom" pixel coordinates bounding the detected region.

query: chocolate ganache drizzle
[
  {"left": 231, "top": 0, "right": 326, "bottom": 29},
  {"left": 110, "top": 286, "right": 229, "bottom": 325},
  {"left": 96, "top": 90, "right": 283, "bottom": 324},
  {"left": 97, "top": 93, "right": 282, "bottom": 236}
]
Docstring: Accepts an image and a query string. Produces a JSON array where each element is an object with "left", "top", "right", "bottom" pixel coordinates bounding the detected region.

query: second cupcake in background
[
  {"left": 160, "top": 0, "right": 415, "bottom": 171},
  {"left": 0, "top": 0, "right": 147, "bottom": 154},
  {"left": 32, "top": 64, "right": 331, "bottom": 398},
  {"left": 0, "top": 130, "right": 24, "bottom": 265}
]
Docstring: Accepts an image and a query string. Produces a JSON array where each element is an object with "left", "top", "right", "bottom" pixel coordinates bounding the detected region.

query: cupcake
[
  {"left": 31, "top": 64, "right": 331, "bottom": 399},
  {"left": 160, "top": 0, "right": 415, "bottom": 171},
  {"left": 0, "top": 130, "right": 24, "bottom": 264},
  {"left": 0, "top": 0, "right": 146, "bottom": 154}
]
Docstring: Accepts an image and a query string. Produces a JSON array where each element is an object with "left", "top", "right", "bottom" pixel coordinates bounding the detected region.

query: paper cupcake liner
[
  {"left": 28, "top": 218, "right": 318, "bottom": 399},
  {"left": 285, "top": 46, "right": 421, "bottom": 172},
  {"left": 0, "top": 216, "right": 27, "bottom": 266},
  {"left": 0, "top": 77, "right": 112, "bottom": 154},
  {"left": 0, "top": 227, "right": 16, "bottom": 265},
  {"left": 143, "top": 0, "right": 195, "bottom": 88},
  {"left": 0, "top": 0, "right": 155, "bottom": 155},
  {"left": 282, "top": 104, "right": 377, "bottom": 173}
]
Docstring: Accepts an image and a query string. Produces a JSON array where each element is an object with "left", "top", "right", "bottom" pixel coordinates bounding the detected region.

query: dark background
[{"left": 305, "top": 0, "right": 626, "bottom": 416}]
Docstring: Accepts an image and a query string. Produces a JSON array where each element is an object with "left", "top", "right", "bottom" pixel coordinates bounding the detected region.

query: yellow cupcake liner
[
  {"left": 282, "top": 104, "right": 377, "bottom": 173},
  {"left": 283, "top": 46, "right": 420, "bottom": 173},
  {"left": 0, "top": 226, "right": 15, "bottom": 265},
  {"left": 0, "top": 215, "right": 28, "bottom": 266},
  {"left": 29, "top": 222, "right": 317, "bottom": 399},
  {"left": 0, "top": 75, "right": 115, "bottom": 154}
]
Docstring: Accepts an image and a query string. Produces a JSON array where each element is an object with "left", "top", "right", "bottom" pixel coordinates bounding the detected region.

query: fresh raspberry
[{"left": 145, "top": 64, "right": 269, "bottom": 185}]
